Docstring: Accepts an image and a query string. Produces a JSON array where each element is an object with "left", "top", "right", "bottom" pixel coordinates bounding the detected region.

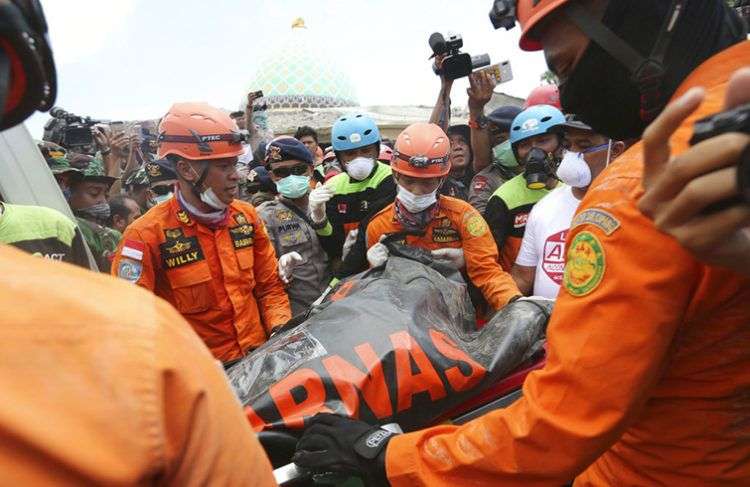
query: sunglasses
[{"left": 269, "top": 163, "right": 309, "bottom": 178}]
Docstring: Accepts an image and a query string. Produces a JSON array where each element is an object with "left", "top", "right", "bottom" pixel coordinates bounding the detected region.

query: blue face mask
[{"left": 276, "top": 174, "right": 310, "bottom": 199}]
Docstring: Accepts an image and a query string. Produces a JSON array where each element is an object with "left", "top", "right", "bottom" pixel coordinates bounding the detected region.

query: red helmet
[
  {"left": 157, "top": 102, "right": 245, "bottom": 160},
  {"left": 392, "top": 123, "right": 450, "bottom": 179},
  {"left": 524, "top": 84, "right": 561, "bottom": 109},
  {"left": 517, "top": 0, "right": 570, "bottom": 51},
  {"left": 378, "top": 144, "right": 394, "bottom": 163}
]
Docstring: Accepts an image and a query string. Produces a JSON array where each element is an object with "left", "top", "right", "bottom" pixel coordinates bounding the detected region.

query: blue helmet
[
  {"left": 331, "top": 114, "right": 381, "bottom": 151},
  {"left": 509, "top": 105, "right": 565, "bottom": 146}
]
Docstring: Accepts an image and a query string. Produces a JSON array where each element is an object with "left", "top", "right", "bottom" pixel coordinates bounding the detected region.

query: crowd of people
[{"left": 0, "top": 0, "right": 749, "bottom": 485}]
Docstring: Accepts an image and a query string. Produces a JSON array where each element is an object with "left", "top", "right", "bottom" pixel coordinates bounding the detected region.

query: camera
[
  {"left": 45, "top": 107, "right": 103, "bottom": 153},
  {"left": 429, "top": 32, "right": 491, "bottom": 80},
  {"left": 489, "top": 0, "right": 518, "bottom": 30},
  {"left": 690, "top": 102, "right": 750, "bottom": 206}
]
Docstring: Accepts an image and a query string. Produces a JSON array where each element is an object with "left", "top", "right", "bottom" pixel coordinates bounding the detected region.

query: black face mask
[
  {"left": 559, "top": 42, "right": 644, "bottom": 141},
  {"left": 523, "top": 147, "right": 556, "bottom": 190}
]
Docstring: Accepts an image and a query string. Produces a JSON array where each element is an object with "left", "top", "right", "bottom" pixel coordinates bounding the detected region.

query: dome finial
[{"left": 292, "top": 17, "right": 307, "bottom": 29}]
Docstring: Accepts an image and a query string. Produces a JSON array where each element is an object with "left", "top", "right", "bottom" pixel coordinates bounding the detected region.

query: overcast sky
[{"left": 25, "top": 0, "right": 549, "bottom": 138}]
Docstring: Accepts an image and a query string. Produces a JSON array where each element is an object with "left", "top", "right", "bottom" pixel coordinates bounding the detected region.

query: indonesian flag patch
[{"left": 122, "top": 239, "right": 145, "bottom": 261}]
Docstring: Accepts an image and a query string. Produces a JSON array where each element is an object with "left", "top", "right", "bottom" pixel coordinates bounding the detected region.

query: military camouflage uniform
[
  {"left": 74, "top": 156, "right": 122, "bottom": 273},
  {"left": 257, "top": 198, "right": 331, "bottom": 316}
]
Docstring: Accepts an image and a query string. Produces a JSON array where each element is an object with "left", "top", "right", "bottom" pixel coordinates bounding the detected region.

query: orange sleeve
[
  {"left": 459, "top": 206, "right": 521, "bottom": 309},
  {"left": 249, "top": 210, "right": 291, "bottom": 332},
  {"left": 152, "top": 296, "right": 277, "bottom": 486},
  {"left": 385, "top": 185, "right": 700, "bottom": 487},
  {"left": 110, "top": 227, "right": 156, "bottom": 291}
]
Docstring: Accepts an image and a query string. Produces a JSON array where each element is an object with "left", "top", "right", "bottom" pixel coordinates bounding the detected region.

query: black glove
[{"left": 292, "top": 413, "right": 395, "bottom": 486}]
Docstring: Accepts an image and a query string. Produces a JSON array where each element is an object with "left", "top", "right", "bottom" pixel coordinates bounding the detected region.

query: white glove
[
  {"left": 367, "top": 243, "right": 389, "bottom": 268},
  {"left": 309, "top": 183, "right": 335, "bottom": 224},
  {"left": 342, "top": 229, "right": 359, "bottom": 260},
  {"left": 431, "top": 248, "right": 466, "bottom": 270},
  {"left": 278, "top": 251, "right": 303, "bottom": 284}
]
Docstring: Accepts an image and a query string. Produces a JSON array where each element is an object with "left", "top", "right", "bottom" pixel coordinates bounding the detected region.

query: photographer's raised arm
[
  {"left": 468, "top": 71, "right": 496, "bottom": 173},
  {"left": 429, "top": 55, "right": 454, "bottom": 132}
]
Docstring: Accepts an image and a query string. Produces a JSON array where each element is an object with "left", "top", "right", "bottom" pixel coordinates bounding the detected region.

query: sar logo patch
[
  {"left": 465, "top": 214, "right": 488, "bottom": 237},
  {"left": 118, "top": 259, "right": 142, "bottom": 283},
  {"left": 564, "top": 231, "right": 605, "bottom": 297},
  {"left": 571, "top": 209, "right": 621, "bottom": 236}
]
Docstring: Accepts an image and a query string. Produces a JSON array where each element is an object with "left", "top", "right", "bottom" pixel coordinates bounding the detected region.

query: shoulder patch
[
  {"left": 473, "top": 176, "right": 489, "bottom": 191},
  {"left": 464, "top": 213, "right": 488, "bottom": 238},
  {"left": 117, "top": 258, "right": 142, "bottom": 282},
  {"left": 564, "top": 231, "right": 605, "bottom": 297},
  {"left": 571, "top": 208, "right": 620, "bottom": 236}
]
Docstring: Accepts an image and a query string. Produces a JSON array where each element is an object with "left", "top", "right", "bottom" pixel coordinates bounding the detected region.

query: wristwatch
[{"left": 468, "top": 114, "right": 488, "bottom": 130}]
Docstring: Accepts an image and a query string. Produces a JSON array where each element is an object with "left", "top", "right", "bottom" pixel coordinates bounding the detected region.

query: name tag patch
[{"left": 160, "top": 228, "right": 205, "bottom": 269}]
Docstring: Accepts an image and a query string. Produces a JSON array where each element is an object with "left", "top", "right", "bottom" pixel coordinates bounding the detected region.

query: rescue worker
[
  {"left": 309, "top": 114, "right": 396, "bottom": 262},
  {"left": 111, "top": 102, "right": 291, "bottom": 365},
  {"left": 68, "top": 156, "right": 122, "bottom": 272},
  {"left": 0, "top": 198, "right": 90, "bottom": 268},
  {"left": 292, "top": 1, "right": 750, "bottom": 485},
  {"left": 513, "top": 115, "right": 625, "bottom": 298},
  {"left": 257, "top": 137, "right": 331, "bottom": 316},
  {"left": 484, "top": 104, "right": 566, "bottom": 270},
  {"left": 0, "top": 2, "right": 276, "bottom": 484},
  {"left": 357, "top": 122, "right": 521, "bottom": 311}
]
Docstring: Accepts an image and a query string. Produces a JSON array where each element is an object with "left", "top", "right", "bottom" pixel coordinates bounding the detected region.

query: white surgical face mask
[
  {"left": 345, "top": 156, "right": 375, "bottom": 181},
  {"left": 200, "top": 187, "right": 228, "bottom": 210},
  {"left": 154, "top": 192, "right": 173, "bottom": 204},
  {"left": 396, "top": 185, "right": 438, "bottom": 213},
  {"left": 557, "top": 140, "right": 612, "bottom": 188},
  {"left": 189, "top": 164, "right": 229, "bottom": 211}
]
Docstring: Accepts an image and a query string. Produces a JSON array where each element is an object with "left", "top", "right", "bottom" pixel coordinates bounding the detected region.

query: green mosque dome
[{"left": 249, "top": 18, "right": 359, "bottom": 109}]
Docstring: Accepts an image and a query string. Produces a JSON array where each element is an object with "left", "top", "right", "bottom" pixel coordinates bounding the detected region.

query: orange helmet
[
  {"left": 524, "top": 84, "right": 561, "bottom": 109},
  {"left": 392, "top": 123, "right": 450, "bottom": 178},
  {"left": 157, "top": 102, "right": 246, "bottom": 160},
  {"left": 517, "top": 0, "right": 569, "bottom": 51}
]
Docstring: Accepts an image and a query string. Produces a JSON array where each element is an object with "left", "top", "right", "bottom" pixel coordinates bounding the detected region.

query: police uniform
[
  {"left": 257, "top": 199, "right": 331, "bottom": 316},
  {"left": 468, "top": 163, "right": 518, "bottom": 214},
  {"left": 111, "top": 196, "right": 291, "bottom": 363}
]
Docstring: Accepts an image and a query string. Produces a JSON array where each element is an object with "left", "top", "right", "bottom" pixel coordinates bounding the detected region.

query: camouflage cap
[
  {"left": 125, "top": 166, "right": 149, "bottom": 187},
  {"left": 81, "top": 155, "right": 117, "bottom": 185}
]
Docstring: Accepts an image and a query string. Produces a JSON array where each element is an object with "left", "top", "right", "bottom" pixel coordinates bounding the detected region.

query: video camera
[
  {"left": 690, "top": 103, "right": 750, "bottom": 205},
  {"left": 45, "top": 107, "right": 104, "bottom": 152},
  {"left": 429, "top": 32, "right": 491, "bottom": 80}
]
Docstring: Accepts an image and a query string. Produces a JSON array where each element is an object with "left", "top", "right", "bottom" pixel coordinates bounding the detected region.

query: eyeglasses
[
  {"left": 269, "top": 163, "right": 309, "bottom": 178},
  {"left": 151, "top": 184, "right": 172, "bottom": 196}
]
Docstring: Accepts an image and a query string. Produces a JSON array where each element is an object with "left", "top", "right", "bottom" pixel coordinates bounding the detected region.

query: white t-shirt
[{"left": 515, "top": 185, "right": 580, "bottom": 299}]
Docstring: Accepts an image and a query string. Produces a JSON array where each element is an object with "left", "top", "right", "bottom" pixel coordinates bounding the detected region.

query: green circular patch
[{"left": 564, "top": 231, "right": 606, "bottom": 297}]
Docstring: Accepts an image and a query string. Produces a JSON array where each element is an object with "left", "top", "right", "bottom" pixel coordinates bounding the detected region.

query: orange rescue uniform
[
  {"left": 0, "top": 245, "right": 276, "bottom": 486},
  {"left": 365, "top": 195, "right": 521, "bottom": 309},
  {"left": 111, "top": 196, "right": 291, "bottom": 363},
  {"left": 385, "top": 42, "right": 750, "bottom": 487}
]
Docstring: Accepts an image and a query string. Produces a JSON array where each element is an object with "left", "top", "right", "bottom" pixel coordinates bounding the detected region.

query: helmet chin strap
[
  {"left": 605, "top": 139, "right": 613, "bottom": 168},
  {"left": 187, "top": 161, "right": 210, "bottom": 199}
]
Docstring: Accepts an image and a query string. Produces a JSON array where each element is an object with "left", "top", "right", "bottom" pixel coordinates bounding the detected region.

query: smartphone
[
  {"left": 251, "top": 90, "right": 264, "bottom": 99},
  {"left": 109, "top": 121, "right": 125, "bottom": 135},
  {"left": 478, "top": 61, "right": 514, "bottom": 84}
]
